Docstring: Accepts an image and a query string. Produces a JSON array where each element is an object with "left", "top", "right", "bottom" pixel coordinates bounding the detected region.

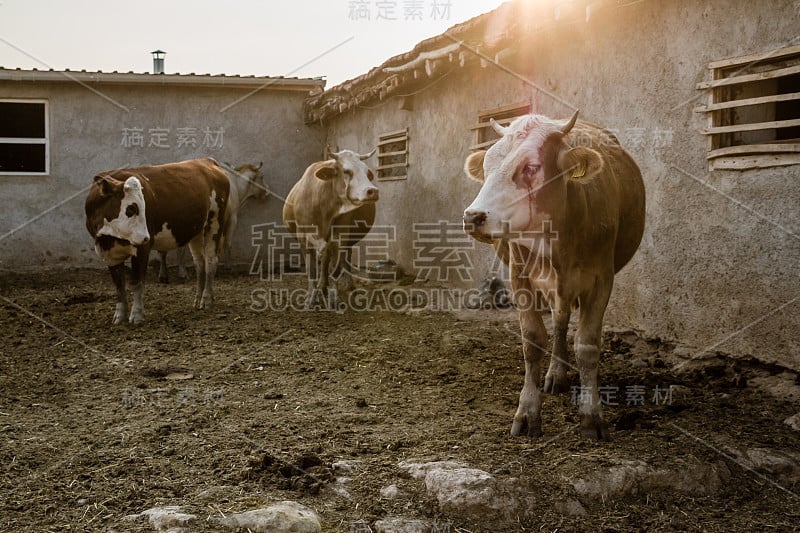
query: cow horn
[
  {"left": 360, "top": 148, "right": 377, "bottom": 161},
  {"left": 256, "top": 161, "right": 263, "bottom": 170},
  {"left": 561, "top": 109, "right": 579, "bottom": 134},
  {"left": 489, "top": 118, "right": 508, "bottom": 136},
  {"left": 325, "top": 145, "right": 339, "bottom": 160}
]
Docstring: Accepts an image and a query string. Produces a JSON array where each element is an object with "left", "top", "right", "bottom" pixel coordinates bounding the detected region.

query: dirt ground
[{"left": 1, "top": 267, "right": 799, "bottom": 532}]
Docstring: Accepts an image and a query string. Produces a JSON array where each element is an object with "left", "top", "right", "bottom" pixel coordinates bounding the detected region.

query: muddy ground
[{"left": 1, "top": 267, "right": 799, "bottom": 532}]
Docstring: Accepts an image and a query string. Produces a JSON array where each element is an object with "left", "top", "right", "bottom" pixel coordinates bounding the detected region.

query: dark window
[{"left": 0, "top": 100, "right": 49, "bottom": 174}]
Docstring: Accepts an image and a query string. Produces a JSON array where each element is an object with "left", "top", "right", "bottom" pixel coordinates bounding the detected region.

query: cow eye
[
  {"left": 344, "top": 169, "right": 353, "bottom": 178},
  {"left": 523, "top": 163, "right": 540, "bottom": 177},
  {"left": 125, "top": 203, "right": 139, "bottom": 217},
  {"left": 367, "top": 169, "right": 375, "bottom": 181}
]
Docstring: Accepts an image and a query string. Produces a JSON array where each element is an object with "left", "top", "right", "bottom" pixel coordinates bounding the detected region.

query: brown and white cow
[
  {"left": 85, "top": 157, "right": 230, "bottom": 324},
  {"left": 463, "top": 110, "right": 645, "bottom": 440},
  {"left": 157, "top": 161, "right": 266, "bottom": 283},
  {"left": 282, "top": 148, "right": 378, "bottom": 307}
]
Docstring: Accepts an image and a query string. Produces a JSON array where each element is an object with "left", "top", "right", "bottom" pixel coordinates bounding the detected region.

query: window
[
  {"left": 0, "top": 99, "right": 49, "bottom": 175},
  {"left": 697, "top": 45, "right": 800, "bottom": 170},
  {"left": 376, "top": 128, "right": 408, "bottom": 181},
  {"left": 469, "top": 101, "right": 531, "bottom": 151}
]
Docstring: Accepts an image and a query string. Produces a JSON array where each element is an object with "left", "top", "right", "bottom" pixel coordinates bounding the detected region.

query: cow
[
  {"left": 282, "top": 148, "right": 379, "bottom": 308},
  {"left": 462, "top": 110, "right": 646, "bottom": 440},
  {"left": 85, "top": 157, "right": 230, "bottom": 324},
  {"left": 157, "top": 161, "right": 266, "bottom": 283}
]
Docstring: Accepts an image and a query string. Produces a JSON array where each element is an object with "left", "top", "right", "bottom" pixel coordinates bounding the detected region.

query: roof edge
[{"left": 0, "top": 68, "right": 326, "bottom": 92}]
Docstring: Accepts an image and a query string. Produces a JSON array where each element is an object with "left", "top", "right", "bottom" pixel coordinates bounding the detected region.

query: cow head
[
  {"left": 85, "top": 174, "right": 150, "bottom": 255},
  {"left": 234, "top": 161, "right": 268, "bottom": 200},
  {"left": 463, "top": 110, "right": 603, "bottom": 243},
  {"left": 314, "top": 148, "right": 379, "bottom": 209}
]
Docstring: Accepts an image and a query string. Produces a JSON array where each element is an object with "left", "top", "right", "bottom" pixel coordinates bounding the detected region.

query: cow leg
[
  {"left": 176, "top": 246, "right": 188, "bottom": 282},
  {"left": 199, "top": 242, "right": 219, "bottom": 310},
  {"left": 304, "top": 247, "right": 321, "bottom": 308},
  {"left": 544, "top": 299, "right": 572, "bottom": 394},
  {"left": 333, "top": 245, "right": 356, "bottom": 294},
  {"left": 319, "top": 240, "right": 339, "bottom": 309},
  {"left": 509, "top": 245, "right": 547, "bottom": 438},
  {"left": 575, "top": 278, "right": 613, "bottom": 441},
  {"left": 128, "top": 247, "right": 149, "bottom": 324},
  {"left": 187, "top": 236, "right": 207, "bottom": 310},
  {"left": 108, "top": 263, "right": 128, "bottom": 325},
  {"left": 157, "top": 251, "right": 170, "bottom": 284}
]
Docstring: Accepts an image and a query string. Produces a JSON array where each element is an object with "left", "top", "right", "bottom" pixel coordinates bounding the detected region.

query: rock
[
  {"left": 124, "top": 506, "right": 197, "bottom": 532},
  {"left": 380, "top": 483, "right": 404, "bottom": 499},
  {"left": 749, "top": 374, "right": 800, "bottom": 403},
  {"left": 215, "top": 501, "right": 320, "bottom": 533},
  {"left": 332, "top": 459, "right": 360, "bottom": 473},
  {"left": 672, "top": 346, "right": 693, "bottom": 359},
  {"left": 555, "top": 499, "right": 588, "bottom": 517},
  {"left": 398, "top": 460, "right": 522, "bottom": 518},
  {"left": 571, "top": 457, "right": 729, "bottom": 502},
  {"left": 783, "top": 413, "right": 800, "bottom": 431},
  {"left": 735, "top": 447, "right": 800, "bottom": 485},
  {"left": 631, "top": 358, "right": 649, "bottom": 368},
  {"left": 374, "top": 518, "right": 434, "bottom": 533}
]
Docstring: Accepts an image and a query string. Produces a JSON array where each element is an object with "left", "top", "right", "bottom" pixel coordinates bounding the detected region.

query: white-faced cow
[
  {"left": 157, "top": 161, "right": 266, "bottom": 283},
  {"left": 463, "top": 110, "right": 645, "bottom": 440},
  {"left": 283, "top": 148, "right": 378, "bottom": 307},
  {"left": 85, "top": 157, "right": 230, "bottom": 324}
]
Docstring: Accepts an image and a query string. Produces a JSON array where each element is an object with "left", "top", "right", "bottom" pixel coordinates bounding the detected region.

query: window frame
[
  {"left": 469, "top": 101, "right": 532, "bottom": 151},
  {"left": 696, "top": 45, "right": 800, "bottom": 171},
  {"left": 376, "top": 127, "right": 409, "bottom": 181},
  {"left": 0, "top": 98, "right": 50, "bottom": 176}
]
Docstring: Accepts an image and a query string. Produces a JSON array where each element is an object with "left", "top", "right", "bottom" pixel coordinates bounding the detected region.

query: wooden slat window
[
  {"left": 377, "top": 128, "right": 408, "bottom": 181},
  {"left": 696, "top": 45, "right": 800, "bottom": 170},
  {"left": 469, "top": 101, "right": 531, "bottom": 151}
]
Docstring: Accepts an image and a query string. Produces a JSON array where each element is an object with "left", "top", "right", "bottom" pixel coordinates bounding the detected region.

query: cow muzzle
[
  {"left": 364, "top": 187, "right": 379, "bottom": 202},
  {"left": 463, "top": 210, "right": 493, "bottom": 243}
]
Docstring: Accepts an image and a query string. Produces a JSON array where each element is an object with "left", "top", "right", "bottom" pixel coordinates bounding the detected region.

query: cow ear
[
  {"left": 557, "top": 146, "right": 604, "bottom": 180},
  {"left": 93, "top": 174, "right": 118, "bottom": 195},
  {"left": 314, "top": 160, "right": 339, "bottom": 181},
  {"left": 464, "top": 150, "right": 487, "bottom": 183}
]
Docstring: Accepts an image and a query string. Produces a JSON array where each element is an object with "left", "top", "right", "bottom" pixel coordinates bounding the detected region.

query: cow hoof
[
  {"left": 580, "top": 414, "right": 611, "bottom": 441},
  {"left": 543, "top": 376, "right": 570, "bottom": 395},
  {"left": 511, "top": 415, "right": 542, "bottom": 438}
]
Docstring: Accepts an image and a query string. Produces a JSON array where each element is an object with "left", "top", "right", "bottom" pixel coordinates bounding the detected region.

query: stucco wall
[
  {"left": 325, "top": 0, "right": 800, "bottom": 369},
  {"left": 0, "top": 81, "right": 323, "bottom": 270}
]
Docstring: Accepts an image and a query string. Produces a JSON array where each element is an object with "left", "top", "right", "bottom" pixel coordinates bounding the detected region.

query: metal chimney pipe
[{"left": 151, "top": 50, "right": 166, "bottom": 74}]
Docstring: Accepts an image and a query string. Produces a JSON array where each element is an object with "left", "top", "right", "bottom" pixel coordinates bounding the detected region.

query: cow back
[{"left": 107, "top": 158, "right": 230, "bottom": 249}]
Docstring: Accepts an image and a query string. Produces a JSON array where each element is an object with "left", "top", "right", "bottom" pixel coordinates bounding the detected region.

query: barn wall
[
  {"left": 325, "top": 0, "right": 800, "bottom": 370},
  {"left": 0, "top": 81, "right": 323, "bottom": 271}
]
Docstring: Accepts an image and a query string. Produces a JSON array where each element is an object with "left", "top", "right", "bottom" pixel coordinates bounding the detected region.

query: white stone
[
  {"left": 215, "top": 501, "right": 320, "bottom": 533},
  {"left": 572, "top": 458, "right": 729, "bottom": 501},
  {"left": 783, "top": 413, "right": 800, "bottom": 431},
  {"left": 124, "top": 506, "right": 196, "bottom": 532},
  {"left": 380, "top": 484, "right": 404, "bottom": 499},
  {"left": 398, "top": 460, "right": 521, "bottom": 518}
]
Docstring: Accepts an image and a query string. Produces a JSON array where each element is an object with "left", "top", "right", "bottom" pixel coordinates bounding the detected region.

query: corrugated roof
[{"left": 0, "top": 67, "right": 325, "bottom": 93}]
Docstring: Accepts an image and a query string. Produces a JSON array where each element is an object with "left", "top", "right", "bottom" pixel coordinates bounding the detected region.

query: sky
[{"left": 0, "top": 0, "right": 508, "bottom": 88}]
